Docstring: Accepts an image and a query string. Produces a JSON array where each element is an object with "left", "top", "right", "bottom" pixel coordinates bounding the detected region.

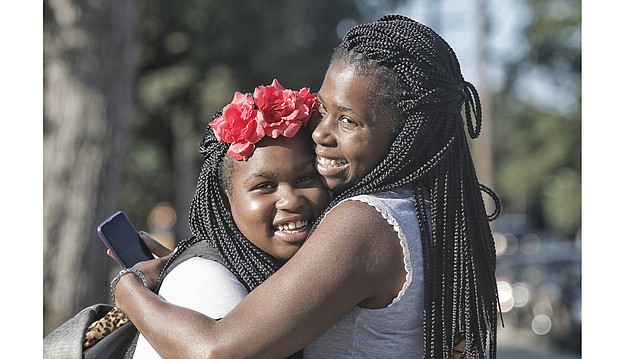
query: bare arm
[{"left": 115, "top": 201, "right": 406, "bottom": 358}]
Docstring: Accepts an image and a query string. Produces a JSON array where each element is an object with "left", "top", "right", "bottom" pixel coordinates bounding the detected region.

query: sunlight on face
[
  {"left": 226, "top": 134, "right": 330, "bottom": 260},
  {"left": 312, "top": 59, "right": 394, "bottom": 193}
]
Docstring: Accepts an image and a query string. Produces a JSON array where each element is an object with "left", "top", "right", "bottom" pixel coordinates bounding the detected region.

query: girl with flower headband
[
  {"left": 114, "top": 15, "right": 500, "bottom": 359},
  {"left": 126, "top": 79, "right": 329, "bottom": 358}
]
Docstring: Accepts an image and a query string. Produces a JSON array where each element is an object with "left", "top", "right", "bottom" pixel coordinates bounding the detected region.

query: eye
[
  {"left": 297, "top": 174, "right": 317, "bottom": 186},
  {"left": 253, "top": 182, "right": 276, "bottom": 192},
  {"left": 339, "top": 116, "right": 357, "bottom": 126},
  {"left": 318, "top": 103, "right": 328, "bottom": 116}
]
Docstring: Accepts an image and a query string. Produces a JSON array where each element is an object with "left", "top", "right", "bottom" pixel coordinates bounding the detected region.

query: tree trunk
[{"left": 43, "top": 0, "right": 140, "bottom": 335}]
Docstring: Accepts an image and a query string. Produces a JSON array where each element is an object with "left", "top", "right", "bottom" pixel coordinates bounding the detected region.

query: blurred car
[{"left": 495, "top": 231, "right": 581, "bottom": 353}]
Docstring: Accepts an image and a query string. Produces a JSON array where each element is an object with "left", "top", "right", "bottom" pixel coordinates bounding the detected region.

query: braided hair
[
  {"left": 310, "top": 15, "right": 501, "bottom": 358},
  {"left": 156, "top": 110, "right": 284, "bottom": 293}
]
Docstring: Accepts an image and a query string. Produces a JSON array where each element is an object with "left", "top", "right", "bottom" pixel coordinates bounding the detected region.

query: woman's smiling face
[
  {"left": 226, "top": 133, "right": 330, "bottom": 261},
  {"left": 312, "top": 59, "right": 395, "bottom": 193}
]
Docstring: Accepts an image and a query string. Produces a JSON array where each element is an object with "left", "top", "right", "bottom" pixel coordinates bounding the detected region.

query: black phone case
[{"left": 97, "top": 211, "right": 154, "bottom": 268}]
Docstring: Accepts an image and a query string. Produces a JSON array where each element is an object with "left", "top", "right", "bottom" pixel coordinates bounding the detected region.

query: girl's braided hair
[
  {"left": 310, "top": 15, "right": 501, "bottom": 358},
  {"left": 156, "top": 110, "right": 284, "bottom": 293}
]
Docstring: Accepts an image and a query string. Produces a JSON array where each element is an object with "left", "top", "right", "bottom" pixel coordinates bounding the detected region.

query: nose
[
  {"left": 275, "top": 186, "right": 305, "bottom": 212},
  {"left": 311, "top": 114, "right": 335, "bottom": 147}
]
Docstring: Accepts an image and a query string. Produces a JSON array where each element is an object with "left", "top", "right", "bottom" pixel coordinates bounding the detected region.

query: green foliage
[{"left": 493, "top": 0, "right": 581, "bottom": 237}]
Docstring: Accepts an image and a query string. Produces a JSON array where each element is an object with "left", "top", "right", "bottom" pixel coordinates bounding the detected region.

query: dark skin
[
  {"left": 225, "top": 135, "right": 330, "bottom": 261},
  {"left": 114, "top": 61, "right": 468, "bottom": 358},
  {"left": 311, "top": 60, "right": 394, "bottom": 193},
  {"left": 117, "top": 200, "right": 406, "bottom": 358}
]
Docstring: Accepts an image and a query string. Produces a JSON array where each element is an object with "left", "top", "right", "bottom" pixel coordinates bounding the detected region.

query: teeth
[
  {"left": 318, "top": 156, "right": 347, "bottom": 167},
  {"left": 276, "top": 220, "right": 308, "bottom": 232}
]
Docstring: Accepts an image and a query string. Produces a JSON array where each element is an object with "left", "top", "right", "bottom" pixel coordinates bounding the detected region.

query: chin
[
  {"left": 326, "top": 179, "right": 349, "bottom": 194},
  {"left": 276, "top": 247, "right": 303, "bottom": 262}
]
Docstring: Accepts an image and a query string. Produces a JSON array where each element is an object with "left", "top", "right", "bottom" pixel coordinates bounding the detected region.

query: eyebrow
[
  {"left": 243, "top": 158, "right": 315, "bottom": 183},
  {"left": 317, "top": 93, "right": 358, "bottom": 116}
]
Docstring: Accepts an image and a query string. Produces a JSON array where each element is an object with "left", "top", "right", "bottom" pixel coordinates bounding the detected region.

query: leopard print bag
[
  {"left": 43, "top": 303, "right": 138, "bottom": 359},
  {"left": 83, "top": 307, "right": 130, "bottom": 348},
  {"left": 44, "top": 239, "right": 224, "bottom": 359}
]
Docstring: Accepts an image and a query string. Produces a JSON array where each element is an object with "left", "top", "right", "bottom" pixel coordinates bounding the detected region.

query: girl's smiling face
[
  {"left": 226, "top": 133, "right": 330, "bottom": 261},
  {"left": 311, "top": 59, "right": 395, "bottom": 193}
]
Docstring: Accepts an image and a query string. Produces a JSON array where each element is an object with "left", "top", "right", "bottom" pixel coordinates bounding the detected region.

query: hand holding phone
[{"left": 97, "top": 211, "right": 154, "bottom": 268}]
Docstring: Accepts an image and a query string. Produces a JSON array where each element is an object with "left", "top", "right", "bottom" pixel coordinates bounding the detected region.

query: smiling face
[
  {"left": 225, "top": 133, "right": 330, "bottom": 261},
  {"left": 312, "top": 59, "right": 395, "bottom": 193}
]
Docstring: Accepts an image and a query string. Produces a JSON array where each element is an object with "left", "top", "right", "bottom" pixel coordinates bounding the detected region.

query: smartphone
[{"left": 97, "top": 211, "right": 154, "bottom": 268}]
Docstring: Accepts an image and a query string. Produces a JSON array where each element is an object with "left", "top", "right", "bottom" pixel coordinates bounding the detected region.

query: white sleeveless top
[
  {"left": 132, "top": 258, "right": 248, "bottom": 358},
  {"left": 304, "top": 188, "right": 425, "bottom": 358}
]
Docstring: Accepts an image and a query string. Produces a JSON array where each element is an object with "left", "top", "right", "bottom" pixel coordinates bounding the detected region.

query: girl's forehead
[{"left": 233, "top": 136, "right": 315, "bottom": 178}]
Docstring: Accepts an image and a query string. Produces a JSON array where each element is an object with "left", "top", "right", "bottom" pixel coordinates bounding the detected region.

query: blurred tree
[
  {"left": 43, "top": 0, "right": 406, "bottom": 335},
  {"left": 43, "top": 0, "right": 140, "bottom": 334},
  {"left": 492, "top": 0, "right": 580, "bottom": 237}
]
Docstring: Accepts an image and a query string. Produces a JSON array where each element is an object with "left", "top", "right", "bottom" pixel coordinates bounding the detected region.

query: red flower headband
[{"left": 210, "top": 79, "right": 318, "bottom": 160}]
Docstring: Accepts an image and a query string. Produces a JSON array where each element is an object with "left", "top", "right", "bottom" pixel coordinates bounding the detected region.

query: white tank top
[{"left": 304, "top": 188, "right": 425, "bottom": 358}]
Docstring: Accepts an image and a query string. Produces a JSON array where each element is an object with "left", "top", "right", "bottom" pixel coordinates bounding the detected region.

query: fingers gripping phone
[{"left": 97, "top": 211, "right": 154, "bottom": 268}]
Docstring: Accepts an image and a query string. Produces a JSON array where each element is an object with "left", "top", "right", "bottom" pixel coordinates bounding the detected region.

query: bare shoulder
[
  {"left": 307, "top": 198, "right": 406, "bottom": 307},
  {"left": 309, "top": 198, "right": 400, "bottom": 255},
  {"left": 322, "top": 199, "right": 392, "bottom": 232}
]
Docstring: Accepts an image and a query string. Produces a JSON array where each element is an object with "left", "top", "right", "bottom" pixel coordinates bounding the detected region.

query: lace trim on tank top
[{"left": 338, "top": 196, "right": 413, "bottom": 307}]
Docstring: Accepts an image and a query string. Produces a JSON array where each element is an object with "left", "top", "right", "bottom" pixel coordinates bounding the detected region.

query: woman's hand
[
  {"left": 112, "top": 250, "right": 174, "bottom": 307},
  {"left": 131, "top": 252, "right": 173, "bottom": 290},
  {"left": 106, "top": 231, "right": 175, "bottom": 290},
  {"left": 132, "top": 232, "right": 175, "bottom": 289}
]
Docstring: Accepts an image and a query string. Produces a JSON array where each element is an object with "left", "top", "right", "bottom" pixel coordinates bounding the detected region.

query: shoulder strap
[{"left": 161, "top": 240, "right": 226, "bottom": 281}]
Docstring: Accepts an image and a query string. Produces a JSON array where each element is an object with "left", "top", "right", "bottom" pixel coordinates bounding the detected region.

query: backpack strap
[{"left": 161, "top": 240, "right": 225, "bottom": 277}]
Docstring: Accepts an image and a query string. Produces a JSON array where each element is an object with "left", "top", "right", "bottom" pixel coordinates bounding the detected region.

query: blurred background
[{"left": 42, "top": 0, "right": 581, "bottom": 356}]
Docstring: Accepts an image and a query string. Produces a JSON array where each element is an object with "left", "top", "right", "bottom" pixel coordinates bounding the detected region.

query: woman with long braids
[{"left": 113, "top": 15, "right": 500, "bottom": 358}]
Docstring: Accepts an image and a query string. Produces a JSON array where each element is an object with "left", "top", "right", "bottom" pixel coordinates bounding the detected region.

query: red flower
[
  {"left": 297, "top": 86, "right": 319, "bottom": 117},
  {"left": 254, "top": 79, "right": 317, "bottom": 138},
  {"left": 209, "top": 92, "right": 265, "bottom": 161},
  {"left": 210, "top": 79, "right": 318, "bottom": 160}
]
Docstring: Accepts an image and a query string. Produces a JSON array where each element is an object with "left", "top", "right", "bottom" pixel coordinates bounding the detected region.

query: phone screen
[{"left": 97, "top": 211, "right": 154, "bottom": 268}]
